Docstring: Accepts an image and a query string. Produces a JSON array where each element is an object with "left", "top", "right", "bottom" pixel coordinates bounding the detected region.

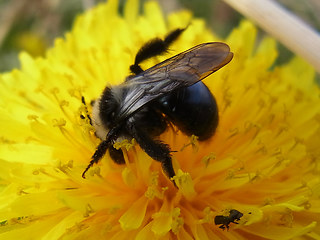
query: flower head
[{"left": 0, "top": 0, "right": 320, "bottom": 239}]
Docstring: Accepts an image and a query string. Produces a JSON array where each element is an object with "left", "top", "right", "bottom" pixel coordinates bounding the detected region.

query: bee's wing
[{"left": 118, "top": 42, "right": 233, "bottom": 120}]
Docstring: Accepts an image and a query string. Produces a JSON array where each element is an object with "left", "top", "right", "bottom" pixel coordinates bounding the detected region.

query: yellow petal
[{"left": 119, "top": 196, "right": 148, "bottom": 230}]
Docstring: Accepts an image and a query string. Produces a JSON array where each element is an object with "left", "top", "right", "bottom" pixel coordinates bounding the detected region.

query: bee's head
[{"left": 92, "top": 87, "right": 120, "bottom": 139}]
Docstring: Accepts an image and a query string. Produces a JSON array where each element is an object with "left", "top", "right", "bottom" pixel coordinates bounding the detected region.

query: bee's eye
[{"left": 107, "top": 109, "right": 116, "bottom": 121}]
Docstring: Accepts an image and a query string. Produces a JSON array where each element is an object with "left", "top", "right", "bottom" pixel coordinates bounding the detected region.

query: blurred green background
[{"left": 0, "top": 0, "right": 319, "bottom": 72}]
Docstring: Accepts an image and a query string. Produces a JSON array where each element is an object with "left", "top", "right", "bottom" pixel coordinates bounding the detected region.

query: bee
[
  {"left": 214, "top": 209, "right": 243, "bottom": 230},
  {"left": 82, "top": 28, "right": 233, "bottom": 184}
]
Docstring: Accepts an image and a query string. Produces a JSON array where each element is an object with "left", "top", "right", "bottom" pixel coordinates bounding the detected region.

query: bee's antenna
[{"left": 81, "top": 96, "right": 93, "bottom": 125}]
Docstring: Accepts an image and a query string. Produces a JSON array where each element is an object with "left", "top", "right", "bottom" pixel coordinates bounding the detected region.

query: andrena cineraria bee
[{"left": 82, "top": 28, "right": 233, "bottom": 185}]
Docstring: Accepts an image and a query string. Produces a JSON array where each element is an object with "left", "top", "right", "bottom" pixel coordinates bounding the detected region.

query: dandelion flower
[{"left": 0, "top": 0, "right": 320, "bottom": 239}]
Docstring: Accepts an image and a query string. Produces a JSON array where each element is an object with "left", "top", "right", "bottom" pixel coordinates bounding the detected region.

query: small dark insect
[
  {"left": 82, "top": 27, "right": 233, "bottom": 184},
  {"left": 214, "top": 209, "right": 243, "bottom": 230}
]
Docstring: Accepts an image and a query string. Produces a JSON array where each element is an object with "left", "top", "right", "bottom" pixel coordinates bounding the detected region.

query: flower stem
[{"left": 223, "top": 0, "right": 320, "bottom": 73}]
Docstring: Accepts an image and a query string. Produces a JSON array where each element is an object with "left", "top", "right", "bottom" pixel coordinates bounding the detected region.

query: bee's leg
[
  {"left": 130, "top": 27, "right": 187, "bottom": 75},
  {"left": 82, "top": 139, "right": 110, "bottom": 178},
  {"left": 82, "top": 127, "right": 120, "bottom": 178},
  {"left": 128, "top": 124, "right": 176, "bottom": 184},
  {"left": 108, "top": 145, "right": 125, "bottom": 164}
]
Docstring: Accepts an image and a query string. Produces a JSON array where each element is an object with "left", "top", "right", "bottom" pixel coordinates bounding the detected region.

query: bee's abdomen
[{"left": 157, "top": 82, "right": 218, "bottom": 140}]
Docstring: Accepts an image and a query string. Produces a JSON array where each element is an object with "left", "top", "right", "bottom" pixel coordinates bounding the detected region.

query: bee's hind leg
[{"left": 130, "top": 27, "right": 187, "bottom": 75}]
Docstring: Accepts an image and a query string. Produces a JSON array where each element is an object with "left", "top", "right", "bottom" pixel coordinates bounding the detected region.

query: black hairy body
[{"left": 82, "top": 28, "right": 233, "bottom": 185}]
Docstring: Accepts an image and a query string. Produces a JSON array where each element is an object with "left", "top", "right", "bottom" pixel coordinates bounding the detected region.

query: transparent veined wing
[{"left": 117, "top": 42, "right": 233, "bottom": 121}]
